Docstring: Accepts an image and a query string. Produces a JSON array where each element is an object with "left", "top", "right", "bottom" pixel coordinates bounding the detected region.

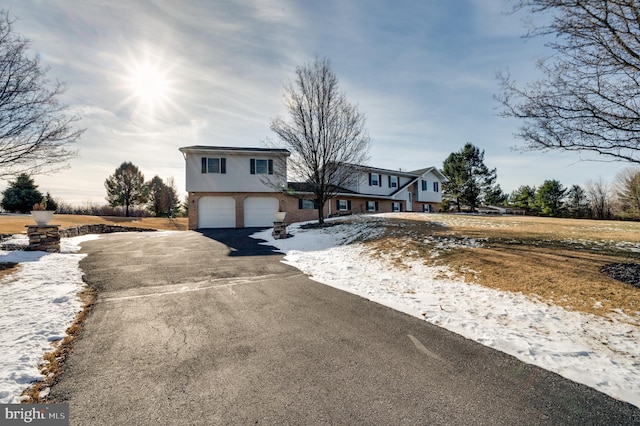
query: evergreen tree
[
  {"left": 146, "top": 176, "right": 166, "bottom": 217},
  {"left": 565, "top": 185, "right": 588, "bottom": 218},
  {"left": 146, "top": 176, "right": 181, "bottom": 217},
  {"left": 509, "top": 185, "right": 537, "bottom": 211},
  {"left": 535, "top": 180, "right": 566, "bottom": 217},
  {"left": 484, "top": 184, "right": 507, "bottom": 206},
  {"left": 442, "top": 143, "right": 497, "bottom": 212},
  {"left": 0, "top": 173, "right": 43, "bottom": 213}
]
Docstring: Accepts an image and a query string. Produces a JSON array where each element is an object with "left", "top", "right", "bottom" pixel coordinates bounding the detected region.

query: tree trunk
[{"left": 317, "top": 199, "right": 325, "bottom": 225}]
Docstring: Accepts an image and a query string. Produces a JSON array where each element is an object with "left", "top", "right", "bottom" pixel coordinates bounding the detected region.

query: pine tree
[
  {"left": 0, "top": 173, "right": 43, "bottom": 213},
  {"left": 442, "top": 143, "right": 497, "bottom": 212}
]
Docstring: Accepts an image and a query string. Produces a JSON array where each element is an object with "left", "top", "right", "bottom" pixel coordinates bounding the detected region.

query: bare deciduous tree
[
  {"left": 497, "top": 1, "right": 640, "bottom": 164},
  {"left": 614, "top": 167, "right": 640, "bottom": 218},
  {"left": 270, "top": 58, "right": 370, "bottom": 224},
  {"left": 586, "top": 179, "right": 613, "bottom": 219},
  {"left": 0, "top": 10, "right": 83, "bottom": 178}
]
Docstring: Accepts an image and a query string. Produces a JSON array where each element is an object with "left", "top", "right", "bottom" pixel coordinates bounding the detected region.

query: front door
[{"left": 407, "top": 191, "right": 413, "bottom": 212}]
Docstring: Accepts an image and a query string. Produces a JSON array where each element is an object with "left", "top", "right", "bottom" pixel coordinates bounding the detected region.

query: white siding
[
  {"left": 416, "top": 170, "right": 444, "bottom": 203},
  {"left": 346, "top": 172, "right": 415, "bottom": 196},
  {"left": 184, "top": 153, "right": 286, "bottom": 193}
]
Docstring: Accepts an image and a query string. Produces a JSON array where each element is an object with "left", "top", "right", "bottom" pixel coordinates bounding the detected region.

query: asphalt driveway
[{"left": 49, "top": 229, "right": 640, "bottom": 425}]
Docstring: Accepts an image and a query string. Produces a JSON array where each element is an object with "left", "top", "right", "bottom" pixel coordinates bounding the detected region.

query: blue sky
[{"left": 0, "top": 0, "right": 625, "bottom": 205}]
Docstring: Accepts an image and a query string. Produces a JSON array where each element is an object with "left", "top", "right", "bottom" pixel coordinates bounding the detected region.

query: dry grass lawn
[
  {"left": 363, "top": 213, "right": 640, "bottom": 320},
  {"left": 0, "top": 214, "right": 188, "bottom": 234}
]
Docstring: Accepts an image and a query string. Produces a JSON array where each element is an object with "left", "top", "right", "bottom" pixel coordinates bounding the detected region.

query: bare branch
[
  {"left": 498, "top": 0, "right": 640, "bottom": 164},
  {"left": 0, "top": 9, "right": 83, "bottom": 178},
  {"left": 269, "top": 58, "right": 370, "bottom": 223}
]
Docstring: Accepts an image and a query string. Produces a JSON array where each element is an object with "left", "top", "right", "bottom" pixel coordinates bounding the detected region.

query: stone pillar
[
  {"left": 26, "top": 225, "right": 61, "bottom": 253},
  {"left": 272, "top": 221, "right": 288, "bottom": 239}
]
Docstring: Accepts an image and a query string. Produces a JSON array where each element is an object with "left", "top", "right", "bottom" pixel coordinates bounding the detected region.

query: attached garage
[
  {"left": 244, "top": 196, "right": 279, "bottom": 227},
  {"left": 198, "top": 196, "right": 236, "bottom": 228}
]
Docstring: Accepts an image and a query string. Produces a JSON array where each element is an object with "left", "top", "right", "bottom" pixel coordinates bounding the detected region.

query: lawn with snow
[
  {"left": 0, "top": 234, "right": 98, "bottom": 403},
  {"left": 252, "top": 216, "right": 640, "bottom": 409}
]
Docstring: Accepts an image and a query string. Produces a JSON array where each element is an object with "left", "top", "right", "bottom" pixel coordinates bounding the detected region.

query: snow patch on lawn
[{"left": 0, "top": 235, "right": 99, "bottom": 403}]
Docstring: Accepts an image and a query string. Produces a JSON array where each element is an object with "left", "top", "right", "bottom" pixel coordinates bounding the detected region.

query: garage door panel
[
  {"left": 198, "top": 196, "right": 236, "bottom": 228},
  {"left": 244, "top": 197, "right": 278, "bottom": 227}
]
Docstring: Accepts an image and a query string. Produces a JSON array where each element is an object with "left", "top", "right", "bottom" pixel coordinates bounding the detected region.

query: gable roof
[{"left": 410, "top": 166, "right": 448, "bottom": 182}]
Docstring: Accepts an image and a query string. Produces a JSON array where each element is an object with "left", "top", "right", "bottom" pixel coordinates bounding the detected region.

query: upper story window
[
  {"left": 389, "top": 176, "right": 398, "bottom": 188},
  {"left": 201, "top": 157, "right": 226, "bottom": 174},
  {"left": 369, "top": 173, "right": 381, "bottom": 187},
  {"left": 250, "top": 158, "right": 274, "bottom": 175},
  {"left": 433, "top": 182, "right": 440, "bottom": 192},
  {"left": 422, "top": 180, "right": 427, "bottom": 191}
]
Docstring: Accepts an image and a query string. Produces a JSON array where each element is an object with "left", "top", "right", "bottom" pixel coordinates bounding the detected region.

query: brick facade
[{"left": 188, "top": 191, "right": 443, "bottom": 229}]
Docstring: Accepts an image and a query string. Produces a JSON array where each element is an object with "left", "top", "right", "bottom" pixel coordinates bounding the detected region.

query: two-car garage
[{"left": 197, "top": 196, "right": 279, "bottom": 228}]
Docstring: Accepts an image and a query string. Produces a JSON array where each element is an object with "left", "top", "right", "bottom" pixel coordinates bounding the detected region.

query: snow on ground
[
  {"left": 252, "top": 216, "right": 640, "bottom": 409},
  {"left": 0, "top": 234, "right": 99, "bottom": 403}
]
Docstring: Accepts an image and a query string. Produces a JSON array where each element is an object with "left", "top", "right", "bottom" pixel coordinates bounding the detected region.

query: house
[{"left": 180, "top": 145, "right": 447, "bottom": 229}]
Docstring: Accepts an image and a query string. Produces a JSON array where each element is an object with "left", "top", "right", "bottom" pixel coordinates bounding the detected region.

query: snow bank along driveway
[
  {"left": 0, "top": 234, "right": 98, "bottom": 403},
  {"left": 252, "top": 215, "right": 640, "bottom": 409}
]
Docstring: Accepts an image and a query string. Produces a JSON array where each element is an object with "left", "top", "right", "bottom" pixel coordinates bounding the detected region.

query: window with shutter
[
  {"left": 201, "top": 157, "right": 225, "bottom": 174},
  {"left": 251, "top": 159, "right": 272, "bottom": 175}
]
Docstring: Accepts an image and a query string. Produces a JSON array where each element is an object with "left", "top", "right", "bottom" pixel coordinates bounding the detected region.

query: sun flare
[
  {"left": 127, "top": 62, "right": 170, "bottom": 106},
  {"left": 120, "top": 47, "right": 178, "bottom": 120}
]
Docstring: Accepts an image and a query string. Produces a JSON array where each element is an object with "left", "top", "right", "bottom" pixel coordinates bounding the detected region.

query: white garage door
[
  {"left": 198, "top": 196, "right": 236, "bottom": 228},
  {"left": 244, "top": 197, "right": 279, "bottom": 227}
]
